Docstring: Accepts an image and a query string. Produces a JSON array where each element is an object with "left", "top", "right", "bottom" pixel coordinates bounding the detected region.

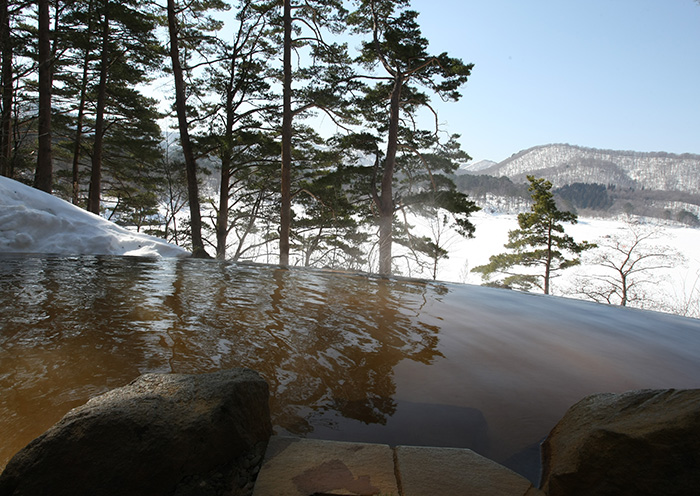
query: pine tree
[
  {"left": 348, "top": 0, "right": 473, "bottom": 276},
  {"left": 60, "top": 0, "right": 164, "bottom": 214},
  {"left": 194, "top": 0, "right": 278, "bottom": 259},
  {"left": 166, "top": 0, "right": 227, "bottom": 258},
  {"left": 473, "top": 176, "right": 594, "bottom": 294},
  {"left": 86, "top": 0, "right": 110, "bottom": 213},
  {"left": 34, "top": 0, "right": 52, "bottom": 193},
  {"left": 65, "top": 0, "right": 97, "bottom": 204},
  {"left": 276, "top": 0, "right": 352, "bottom": 266},
  {"left": 292, "top": 132, "right": 373, "bottom": 270},
  {"left": 1, "top": 1, "right": 49, "bottom": 183},
  {"left": 392, "top": 135, "right": 479, "bottom": 277},
  {"left": 0, "top": 0, "right": 13, "bottom": 178}
]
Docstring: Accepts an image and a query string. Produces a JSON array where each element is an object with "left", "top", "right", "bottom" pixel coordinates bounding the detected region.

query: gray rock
[
  {"left": 540, "top": 388, "right": 700, "bottom": 496},
  {"left": 0, "top": 368, "right": 272, "bottom": 496}
]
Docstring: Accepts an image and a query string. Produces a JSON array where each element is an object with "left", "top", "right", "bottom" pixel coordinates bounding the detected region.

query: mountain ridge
[
  {"left": 476, "top": 143, "right": 700, "bottom": 195},
  {"left": 458, "top": 143, "right": 700, "bottom": 224}
]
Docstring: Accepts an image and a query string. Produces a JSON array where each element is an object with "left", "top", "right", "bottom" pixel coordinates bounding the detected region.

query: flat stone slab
[
  {"left": 395, "top": 446, "right": 539, "bottom": 496},
  {"left": 252, "top": 436, "right": 400, "bottom": 496}
]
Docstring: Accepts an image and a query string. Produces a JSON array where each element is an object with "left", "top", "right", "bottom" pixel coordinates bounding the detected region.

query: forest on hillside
[
  {"left": 455, "top": 172, "right": 700, "bottom": 227},
  {"left": 467, "top": 143, "right": 700, "bottom": 221},
  {"left": 0, "top": 0, "right": 481, "bottom": 275}
]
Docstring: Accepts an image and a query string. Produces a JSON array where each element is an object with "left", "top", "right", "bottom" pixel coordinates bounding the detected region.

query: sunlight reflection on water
[{"left": 1, "top": 254, "right": 699, "bottom": 482}]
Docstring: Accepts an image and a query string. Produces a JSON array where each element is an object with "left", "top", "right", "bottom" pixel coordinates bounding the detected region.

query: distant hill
[
  {"left": 456, "top": 159, "right": 497, "bottom": 175},
  {"left": 457, "top": 144, "right": 700, "bottom": 224},
  {"left": 478, "top": 144, "right": 700, "bottom": 194}
]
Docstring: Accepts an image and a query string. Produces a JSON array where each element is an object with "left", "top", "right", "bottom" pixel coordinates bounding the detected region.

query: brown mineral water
[{"left": 1, "top": 255, "right": 699, "bottom": 483}]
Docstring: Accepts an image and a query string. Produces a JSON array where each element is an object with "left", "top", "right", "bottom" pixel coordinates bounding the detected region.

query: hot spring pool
[{"left": 1, "top": 255, "right": 699, "bottom": 482}]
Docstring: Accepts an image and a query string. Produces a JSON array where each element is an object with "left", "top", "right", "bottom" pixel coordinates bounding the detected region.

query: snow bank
[
  {"left": 0, "top": 176, "right": 189, "bottom": 258},
  {"left": 2, "top": 174, "right": 698, "bottom": 315}
]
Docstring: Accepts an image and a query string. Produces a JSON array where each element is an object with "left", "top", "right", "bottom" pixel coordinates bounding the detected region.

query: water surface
[{"left": 1, "top": 255, "right": 699, "bottom": 482}]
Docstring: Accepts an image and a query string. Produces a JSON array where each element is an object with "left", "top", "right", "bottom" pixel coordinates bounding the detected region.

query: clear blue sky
[{"left": 408, "top": 0, "right": 700, "bottom": 163}]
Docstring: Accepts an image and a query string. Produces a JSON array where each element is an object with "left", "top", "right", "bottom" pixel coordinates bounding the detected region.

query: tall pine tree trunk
[
  {"left": 167, "top": 0, "right": 207, "bottom": 257},
  {"left": 0, "top": 0, "right": 12, "bottom": 178},
  {"left": 215, "top": 54, "right": 238, "bottom": 260},
  {"left": 87, "top": 1, "right": 109, "bottom": 214},
  {"left": 377, "top": 72, "right": 402, "bottom": 276},
  {"left": 71, "top": 52, "right": 90, "bottom": 205},
  {"left": 216, "top": 147, "right": 230, "bottom": 259},
  {"left": 71, "top": 0, "right": 95, "bottom": 204},
  {"left": 544, "top": 221, "right": 553, "bottom": 295},
  {"left": 34, "top": 0, "right": 52, "bottom": 193},
  {"left": 279, "top": 0, "right": 292, "bottom": 266}
]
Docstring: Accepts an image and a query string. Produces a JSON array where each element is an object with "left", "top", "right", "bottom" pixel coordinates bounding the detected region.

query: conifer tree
[
  {"left": 65, "top": 0, "right": 163, "bottom": 214},
  {"left": 473, "top": 176, "right": 593, "bottom": 294},
  {"left": 291, "top": 132, "right": 373, "bottom": 270},
  {"left": 0, "top": 0, "right": 13, "bottom": 178},
  {"left": 66, "top": 0, "right": 96, "bottom": 204},
  {"left": 348, "top": 0, "right": 474, "bottom": 276},
  {"left": 86, "top": 0, "right": 110, "bottom": 213},
  {"left": 34, "top": 0, "right": 52, "bottom": 193},
  {"left": 277, "top": 0, "right": 353, "bottom": 266},
  {"left": 166, "top": 0, "right": 227, "bottom": 257},
  {"left": 195, "top": 0, "right": 278, "bottom": 259}
]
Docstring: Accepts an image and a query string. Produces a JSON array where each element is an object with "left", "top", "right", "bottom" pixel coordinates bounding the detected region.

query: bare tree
[
  {"left": 660, "top": 269, "right": 700, "bottom": 318},
  {"left": 575, "top": 218, "right": 684, "bottom": 307}
]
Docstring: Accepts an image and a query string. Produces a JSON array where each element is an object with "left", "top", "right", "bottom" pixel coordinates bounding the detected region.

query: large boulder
[
  {"left": 0, "top": 368, "right": 272, "bottom": 496},
  {"left": 540, "top": 388, "right": 700, "bottom": 496}
]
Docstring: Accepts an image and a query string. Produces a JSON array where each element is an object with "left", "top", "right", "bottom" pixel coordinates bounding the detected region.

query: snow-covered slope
[
  {"left": 480, "top": 144, "right": 700, "bottom": 194},
  {"left": 456, "top": 159, "right": 498, "bottom": 175},
  {"left": 0, "top": 177, "right": 189, "bottom": 258}
]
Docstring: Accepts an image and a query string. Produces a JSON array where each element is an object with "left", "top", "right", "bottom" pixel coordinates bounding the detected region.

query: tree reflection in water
[
  {"left": 161, "top": 259, "right": 444, "bottom": 435},
  {"left": 3, "top": 255, "right": 700, "bottom": 482}
]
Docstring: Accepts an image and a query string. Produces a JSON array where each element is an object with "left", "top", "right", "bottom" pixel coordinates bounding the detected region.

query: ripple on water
[{"left": 1, "top": 254, "right": 700, "bottom": 483}]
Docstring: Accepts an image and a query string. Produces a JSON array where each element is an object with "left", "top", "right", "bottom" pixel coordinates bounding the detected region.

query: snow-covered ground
[
  {"left": 0, "top": 176, "right": 189, "bottom": 258},
  {"left": 408, "top": 211, "right": 700, "bottom": 284},
  {"left": 403, "top": 210, "right": 700, "bottom": 316},
  {"left": 2, "top": 174, "right": 699, "bottom": 317}
]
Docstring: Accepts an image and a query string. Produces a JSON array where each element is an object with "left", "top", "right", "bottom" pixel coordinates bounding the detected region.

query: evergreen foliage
[
  {"left": 554, "top": 183, "right": 613, "bottom": 211},
  {"left": 166, "top": 0, "right": 230, "bottom": 257},
  {"left": 676, "top": 209, "right": 700, "bottom": 227},
  {"left": 1, "top": 0, "right": 480, "bottom": 276},
  {"left": 472, "top": 176, "right": 594, "bottom": 294},
  {"left": 454, "top": 174, "right": 528, "bottom": 199},
  {"left": 1, "top": 0, "right": 165, "bottom": 218},
  {"left": 191, "top": 0, "right": 279, "bottom": 259},
  {"left": 348, "top": 0, "right": 476, "bottom": 275},
  {"left": 271, "top": 0, "right": 355, "bottom": 266}
]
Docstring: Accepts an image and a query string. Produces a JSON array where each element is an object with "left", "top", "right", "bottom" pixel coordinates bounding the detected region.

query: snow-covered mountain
[
  {"left": 478, "top": 144, "right": 700, "bottom": 194},
  {"left": 459, "top": 144, "right": 700, "bottom": 222},
  {"left": 456, "top": 159, "right": 498, "bottom": 175}
]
